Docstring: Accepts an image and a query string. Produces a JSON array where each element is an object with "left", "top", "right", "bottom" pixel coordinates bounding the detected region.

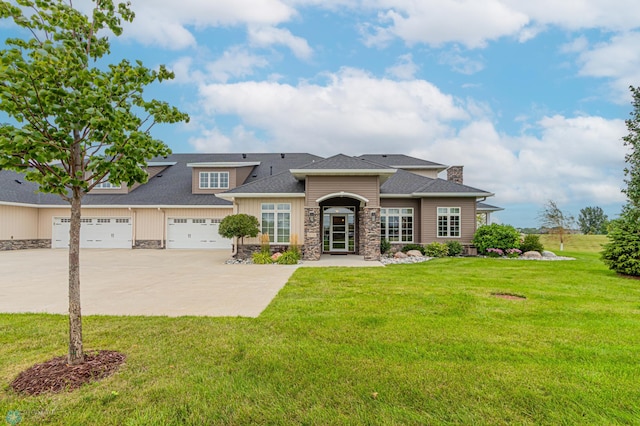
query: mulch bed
[{"left": 10, "top": 350, "right": 126, "bottom": 396}]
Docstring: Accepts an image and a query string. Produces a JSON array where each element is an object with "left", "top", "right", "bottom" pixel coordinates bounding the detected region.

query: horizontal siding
[
  {"left": 0, "top": 205, "right": 39, "bottom": 240},
  {"left": 420, "top": 198, "right": 477, "bottom": 244},
  {"left": 235, "top": 198, "right": 304, "bottom": 245},
  {"left": 306, "top": 176, "right": 380, "bottom": 207},
  {"left": 380, "top": 198, "right": 421, "bottom": 244}
]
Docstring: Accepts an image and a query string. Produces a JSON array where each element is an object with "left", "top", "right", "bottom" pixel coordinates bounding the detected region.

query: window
[
  {"left": 94, "top": 174, "right": 121, "bottom": 189},
  {"left": 380, "top": 208, "right": 413, "bottom": 242},
  {"left": 261, "top": 203, "right": 291, "bottom": 243},
  {"left": 199, "top": 171, "right": 229, "bottom": 189},
  {"left": 437, "top": 207, "right": 461, "bottom": 238}
]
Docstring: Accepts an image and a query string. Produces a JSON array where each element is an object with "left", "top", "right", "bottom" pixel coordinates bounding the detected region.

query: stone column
[
  {"left": 357, "top": 210, "right": 365, "bottom": 255},
  {"left": 303, "top": 207, "right": 321, "bottom": 260},
  {"left": 363, "top": 207, "right": 381, "bottom": 261}
]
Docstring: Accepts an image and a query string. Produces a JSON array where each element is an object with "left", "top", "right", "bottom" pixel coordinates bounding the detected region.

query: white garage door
[
  {"left": 52, "top": 217, "right": 133, "bottom": 249},
  {"left": 167, "top": 218, "right": 232, "bottom": 249}
]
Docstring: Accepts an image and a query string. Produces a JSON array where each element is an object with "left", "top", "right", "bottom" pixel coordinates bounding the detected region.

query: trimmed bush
[
  {"left": 520, "top": 234, "right": 544, "bottom": 253},
  {"left": 445, "top": 240, "right": 463, "bottom": 256},
  {"left": 472, "top": 224, "right": 521, "bottom": 254},
  {"left": 252, "top": 252, "right": 273, "bottom": 264},
  {"left": 601, "top": 209, "right": 640, "bottom": 276},
  {"left": 401, "top": 243, "right": 426, "bottom": 255},
  {"left": 380, "top": 238, "right": 391, "bottom": 255},
  {"left": 424, "top": 242, "right": 449, "bottom": 257}
]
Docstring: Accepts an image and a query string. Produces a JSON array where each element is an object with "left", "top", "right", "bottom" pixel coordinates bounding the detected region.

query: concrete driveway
[{"left": 0, "top": 249, "right": 299, "bottom": 317}]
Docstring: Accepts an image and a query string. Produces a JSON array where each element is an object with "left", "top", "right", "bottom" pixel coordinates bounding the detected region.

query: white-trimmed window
[
  {"left": 94, "top": 174, "right": 121, "bottom": 189},
  {"left": 437, "top": 207, "right": 461, "bottom": 238},
  {"left": 380, "top": 208, "right": 413, "bottom": 242},
  {"left": 261, "top": 203, "right": 291, "bottom": 243},
  {"left": 199, "top": 171, "right": 229, "bottom": 189}
]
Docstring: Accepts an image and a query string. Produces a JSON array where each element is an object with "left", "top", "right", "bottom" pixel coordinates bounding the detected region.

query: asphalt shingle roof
[
  {"left": 294, "top": 154, "right": 393, "bottom": 171},
  {"left": 357, "top": 154, "right": 446, "bottom": 169}
]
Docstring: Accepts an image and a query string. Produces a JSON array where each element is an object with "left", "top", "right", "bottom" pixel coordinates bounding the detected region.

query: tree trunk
[{"left": 68, "top": 191, "right": 84, "bottom": 365}]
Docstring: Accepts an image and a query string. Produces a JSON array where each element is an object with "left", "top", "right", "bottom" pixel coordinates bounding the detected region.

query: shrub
[
  {"left": 445, "top": 240, "right": 463, "bottom": 256},
  {"left": 485, "top": 248, "right": 504, "bottom": 257},
  {"left": 520, "top": 234, "right": 544, "bottom": 253},
  {"left": 401, "top": 243, "right": 426, "bottom": 255},
  {"left": 277, "top": 250, "right": 300, "bottom": 265},
  {"left": 252, "top": 251, "right": 273, "bottom": 264},
  {"left": 601, "top": 209, "right": 640, "bottom": 276},
  {"left": 424, "top": 242, "right": 449, "bottom": 257},
  {"left": 505, "top": 248, "right": 522, "bottom": 258},
  {"left": 380, "top": 238, "right": 391, "bottom": 255},
  {"left": 472, "top": 224, "right": 521, "bottom": 254}
]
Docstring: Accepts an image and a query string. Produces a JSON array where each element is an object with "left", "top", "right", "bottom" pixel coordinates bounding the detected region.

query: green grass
[
  {"left": 2, "top": 252, "right": 639, "bottom": 424},
  {"left": 539, "top": 233, "right": 609, "bottom": 253}
]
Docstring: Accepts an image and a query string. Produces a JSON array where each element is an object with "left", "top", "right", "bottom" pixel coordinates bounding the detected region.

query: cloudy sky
[{"left": 4, "top": 0, "right": 639, "bottom": 227}]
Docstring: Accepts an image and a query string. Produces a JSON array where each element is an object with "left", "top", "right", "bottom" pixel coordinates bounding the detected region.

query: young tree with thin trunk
[
  {"left": 538, "top": 200, "right": 574, "bottom": 251},
  {"left": 0, "top": 0, "right": 188, "bottom": 364}
]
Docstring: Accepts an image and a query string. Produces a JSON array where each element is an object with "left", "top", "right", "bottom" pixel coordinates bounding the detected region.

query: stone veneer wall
[
  {"left": 357, "top": 210, "right": 365, "bottom": 255},
  {"left": 0, "top": 239, "right": 51, "bottom": 250},
  {"left": 303, "top": 207, "right": 321, "bottom": 260},
  {"left": 363, "top": 207, "right": 381, "bottom": 261},
  {"left": 133, "top": 240, "right": 164, "bottom": 249}
]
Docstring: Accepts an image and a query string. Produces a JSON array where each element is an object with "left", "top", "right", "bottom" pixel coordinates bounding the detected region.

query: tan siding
[
  {"left": 235, "top": 198, "right": 304, "bottom": 244},
  {"left": 0, "top": 205, "right": 39, "bottom": 239},
  {"left": 192, "top": 168, "right": 236, "bottom": 194},
  {"left": 235, "top": 166, "right": 255, "bottom": 186},
  {"left": 380, "top": 198, "right": 421, "bottom": 243},
  {"left": 306, "top": 176, "right": 380, "bottom": 207},
  {"left": 420, "top": 198, "right": 477, "bottom": 244},
  {"left": 133, "top": 209, "right": 164, "bottom": 240},
  {"left": 402, "top": 169, "right": 440, "bottom": 179}
]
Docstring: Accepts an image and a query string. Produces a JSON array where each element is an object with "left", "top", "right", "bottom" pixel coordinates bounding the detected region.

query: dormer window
[
  {"left": 199, "top": 171, "right": 229, "bottom": 189},
  {"left": 94, "top": 175, "right": 121, "bottom": 189}
]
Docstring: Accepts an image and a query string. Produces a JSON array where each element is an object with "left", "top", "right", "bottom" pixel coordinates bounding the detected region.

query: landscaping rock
[
  {"left": 394, "top": 252, "right": 408, "bottom": 259},
  {"left": 406, "top": 250, "right": 423, "bottom": 257},
  {"left": 542, "top": 250, "right": 557, "bottom": 258},
  {"left": 523, "top": 251, "right": 543, "bottom": 259},
  {"left": 271, "top": 252, "right": 283, "bottom": 261}
]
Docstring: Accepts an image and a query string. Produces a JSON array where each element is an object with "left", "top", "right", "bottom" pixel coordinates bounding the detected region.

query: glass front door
[
  {"left": 323, "top": 207, "right": 356, "bottom": 253},
  {"left": 331, "top": 215, "right": 347, "bottom": 251}
]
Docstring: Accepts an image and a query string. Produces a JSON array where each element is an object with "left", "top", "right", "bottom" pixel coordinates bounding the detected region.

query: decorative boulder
[
  {"left": 406, "top": 250, "right": 423, "bottom": 257},
  {"left": 523, "top": 251, "right": 543, "bottom": 259},
  {"left": 542, "top": 250, "right": 557, "bottom": 258},
  {"left": 394, "top": 252, "right": 408, "bottom": 259},
  {"left": 271, "top": 252, "right": 283, "bottom": 261}
]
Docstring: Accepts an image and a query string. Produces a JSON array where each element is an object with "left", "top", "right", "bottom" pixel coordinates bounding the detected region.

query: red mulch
[
  {"left": 492, "top": 293, "right": 526, "bottom": 300},
  {"left": 10, "top": 350, "right": 126, "bottom": 396}
]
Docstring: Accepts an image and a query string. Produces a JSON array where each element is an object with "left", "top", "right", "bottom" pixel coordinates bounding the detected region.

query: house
[{"left": 0, "top": 153, "right": 500, "bottom": 260}]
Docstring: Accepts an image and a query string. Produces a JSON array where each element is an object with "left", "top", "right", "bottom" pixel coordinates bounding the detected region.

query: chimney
[{"left": 447, "top": 166, "right": 463, "bottom": 184}]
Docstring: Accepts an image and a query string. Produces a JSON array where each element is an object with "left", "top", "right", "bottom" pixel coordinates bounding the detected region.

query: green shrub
[
  {"left": 520, "top": 234, "right": 544, "bottom": 253},
  {"left": 277, "top": 250, "right": 300, "bottom": 265},
  {"left": 445, "top": 240, "right": 463, "bottom": 256},
  {"left": 601, "top": 209, "right": 640, "bottom": 276},
  {"left": 472, "top": 224, "right": 521, "bottom": 254},
  {"left": 380, "top": 238, "right": 391, "bottom": 255},
  {"left": 401, "top": 243, "right": 426, "bottom": 255},
  {"left": 424, "top": 242, "right": 449, "bottom": 257},
  {"left": 252, "top": 251, "right": 273, "bottom": 264}
]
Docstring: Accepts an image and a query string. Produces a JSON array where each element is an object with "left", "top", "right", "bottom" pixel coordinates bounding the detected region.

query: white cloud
[
  {"left": 385, "top": 53, "right": 418, "bottom": 80},
  {"left": 438, "top": 49, "right": 485, "bottom": 75},
  {"left": 576, "top": 32, "right": 640, "bottom": 102},
  {"left": 206, "top": 47, "right": 270, "bottom": 83},
  {"left": 248, "top": 26, "right": 313, "bottom": 60}
]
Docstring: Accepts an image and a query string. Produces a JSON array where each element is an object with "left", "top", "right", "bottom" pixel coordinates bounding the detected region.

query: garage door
[
  {"left": 167, "top": 218, "right": 232, "bottom": 249},
  {"left": 52, "top": 217, "right": 133, "bottom": 249}
]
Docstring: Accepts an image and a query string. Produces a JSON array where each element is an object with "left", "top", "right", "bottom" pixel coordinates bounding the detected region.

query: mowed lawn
[{"left": 1, "top": 250, "right": 639, "bottom": 424}]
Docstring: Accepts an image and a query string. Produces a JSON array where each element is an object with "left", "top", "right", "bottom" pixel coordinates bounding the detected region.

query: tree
[
  {"left": 577, "top": 206, "right": 609, "bottom": 234},
  {"left": 218, "top": 214, "right": 260, "bottom": 250},
  {"left": 602, "top": 86, "right": 640, "bottom": 275},
  {"left": 0, "top": 1, "right": 188, "bottom": 364},
  {"left": 538, "top": 200, "right": 574, "bottom": 251}
]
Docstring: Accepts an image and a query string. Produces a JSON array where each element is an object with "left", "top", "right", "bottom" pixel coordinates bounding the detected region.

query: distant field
[{"left": 538, "top": 233, "right": 608, "bottom": 253}]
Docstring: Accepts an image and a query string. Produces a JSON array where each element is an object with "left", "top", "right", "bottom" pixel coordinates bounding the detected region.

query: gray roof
[
  {"left": 223, "top": 170, "right": 305, "bottom": 194},
  {"left": 381, "top": 169, "right": 492, "bottom": 196},
  {"left": 295, "top": 154, "right": 393, "bottom": 171},
  {"left": 357, "top": 154, "right": 446, "bottom": 169},
  {"left": 477, "top": 202, "right": 504, "bottom": 211}
]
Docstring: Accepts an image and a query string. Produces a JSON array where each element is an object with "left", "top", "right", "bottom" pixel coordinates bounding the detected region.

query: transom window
[
  {"left": 199, "top": 171, "right": 229, "bottom": 189},
  {"left": 437, "top": 207, "right": 461, "bottom": 238},
  {"left": 261, "top": 203, "right": 291, "bottom": 243},
  {"left": 380, "top": 208, "right": 413, "bottom": 242}
]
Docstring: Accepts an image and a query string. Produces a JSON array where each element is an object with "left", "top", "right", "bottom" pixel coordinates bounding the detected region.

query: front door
[{"left": 330, "top": 214, "right": 348, "bottom": 251}]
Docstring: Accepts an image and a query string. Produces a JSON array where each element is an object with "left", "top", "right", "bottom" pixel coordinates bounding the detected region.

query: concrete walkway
[{"left": 0, "top": 249, "right": 382, "bottom": 317}]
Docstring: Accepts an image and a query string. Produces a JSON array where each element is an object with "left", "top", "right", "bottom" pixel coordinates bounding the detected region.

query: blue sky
[{"left": 3, "top": 0, "right": 640, "bottom": 227}]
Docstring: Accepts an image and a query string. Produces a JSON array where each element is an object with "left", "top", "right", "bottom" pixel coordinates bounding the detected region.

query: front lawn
[{"left": 1, "top": 252, "right": 639, "bottom": 424}]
